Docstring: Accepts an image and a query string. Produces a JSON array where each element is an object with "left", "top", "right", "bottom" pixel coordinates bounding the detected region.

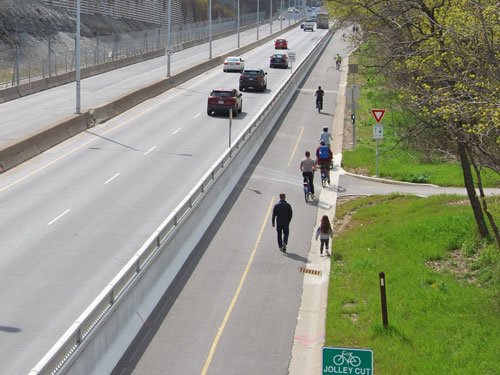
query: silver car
[{"left": 223, "top": 56, "right": 245, "bottom": 72}]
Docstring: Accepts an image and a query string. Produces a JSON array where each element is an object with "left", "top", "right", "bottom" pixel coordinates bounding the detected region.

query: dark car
[
  {"left": 270, "top": 53, "right": 288, "bottom": 69},
  {"left": 275, "top": 39, "right": 288, "bottom": 49},
  {"left": 239, "top": 69, "right": 268, "bottom": 92},
  {"left": 207, "top": 88, "right": 243, "bottom": 116}
]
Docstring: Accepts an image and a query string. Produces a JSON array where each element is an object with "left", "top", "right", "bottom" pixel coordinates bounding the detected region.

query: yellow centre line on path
[
  {"left": 288, "top": 126, "right": 304, "bottom": 167},
  {"left": 201, "top": 196, "right": 275, "bottom": 375}
]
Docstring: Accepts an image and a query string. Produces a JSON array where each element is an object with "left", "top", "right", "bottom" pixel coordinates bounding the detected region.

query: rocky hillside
[{"left": 0, "top": 0, "right": 159, "bottom": 51}]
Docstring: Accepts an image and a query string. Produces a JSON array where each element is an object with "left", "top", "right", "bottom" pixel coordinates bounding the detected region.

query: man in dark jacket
[{"left": 272, "top": 193, "right": 293, "bottom": 252}]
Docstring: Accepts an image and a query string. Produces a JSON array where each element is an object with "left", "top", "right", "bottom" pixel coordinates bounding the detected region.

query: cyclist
[
  {"left": 319, "top": 127, "right": 333, "bottom": 149},
  {"left": 315, "top": 86, "right": 324, "bottom": 111},
  {"left": 335, "top": 54, "right": 342, "bottom": 70},
  {"left": 316, "top": 141, "right": 333, "bottom": 185},
  {"left": 300, "top": 151, "right": 316, "bottom": 199}
]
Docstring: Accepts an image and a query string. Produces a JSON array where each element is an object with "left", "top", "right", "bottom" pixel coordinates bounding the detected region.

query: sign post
[
  {"left": 288, "top": 51, "right": 295, "bottom": 73},
  {"left": 323, "top": 347, "right": 373, "bottom": 375},
  {"left": 371, "top": 109, "right": 385, "bottom": 176}
]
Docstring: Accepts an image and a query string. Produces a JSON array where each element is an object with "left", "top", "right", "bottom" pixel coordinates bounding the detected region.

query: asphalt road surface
[
  {"left": 110, "top": 26, "right": 352, "bottom": 375},
  {"left": 0, "top": 24, "right": 329, "bottom": 375}
]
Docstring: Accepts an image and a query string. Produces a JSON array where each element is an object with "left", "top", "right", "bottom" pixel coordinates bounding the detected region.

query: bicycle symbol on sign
[{"left": 333, "top": 351, "right": 361, "bottom": 367}]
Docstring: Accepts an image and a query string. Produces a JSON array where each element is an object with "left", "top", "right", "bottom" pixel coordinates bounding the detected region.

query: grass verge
[{"left": 327, "top": 194, "right": 500, "bottom": 374}]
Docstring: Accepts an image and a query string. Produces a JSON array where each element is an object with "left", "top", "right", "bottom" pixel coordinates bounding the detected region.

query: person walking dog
[{"left": 272, "top": 193, "right": 293, "bottom": 252}]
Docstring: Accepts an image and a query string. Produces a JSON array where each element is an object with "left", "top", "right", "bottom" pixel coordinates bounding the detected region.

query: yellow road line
[
  {"left": 287, "top": 126, "right": 304, "bottom": 167},
  {"left": 201, "top": 196, "right": 275, "bottom": 375}
]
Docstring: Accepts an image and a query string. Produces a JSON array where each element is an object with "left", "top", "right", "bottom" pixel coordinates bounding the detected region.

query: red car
[
  {"left": 207, "top": 88, "right": 243, "bottom": 117},
  {"left": 275, "top": 39, "right": 288, "bottom": 49}
]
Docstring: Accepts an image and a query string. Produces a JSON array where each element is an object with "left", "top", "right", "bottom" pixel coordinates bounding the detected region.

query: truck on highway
[
  {"left": 303, "top": 19, "right": 315, "bottom": 31},
  {"left": 316, "top": 13, "right": 329, "bottom": 29}
]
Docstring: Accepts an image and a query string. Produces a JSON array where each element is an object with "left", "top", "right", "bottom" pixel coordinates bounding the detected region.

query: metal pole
[
  {"left": 376, "top": 139, "right": 379, "bottom": 176},
  {"left": 76, "top": 0, "right": 81, "bottom": 114},
  {"left": 288, "top": 1, "right": 291, "bottom": 27},
  {"left": 269, "top": 0, "right": 272, "bottom": 34},
  {"left": 15, "top": 44, "right": 20, "bottom": 85},
  {"left": 257, "top": 0, "right": 259, "bottom": 40},
  {"left": 167, "top": 0, "right": 172, "bottom": 76},
  {"left": 237, "top": 0, "right": 240, "bottom": 48},
  {"left": 209, "top": 0, "right": 212, "bottom": 59},
  {"left": 280, "top": 0, "right": 283, "bottom": 29},
  {"left": 379, "top": 272, "right": 388, "bottom": 329},
  {"left": 48, "top": 38, "right": 52, "bottom": 76},
  {"left": 229, "top": 109, "right": 232, "bottom": 148}
]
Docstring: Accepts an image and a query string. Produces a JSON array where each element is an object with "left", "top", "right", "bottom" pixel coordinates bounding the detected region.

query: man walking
[{"left": 272, "top": 193, "right": 293, "bottom": 252}]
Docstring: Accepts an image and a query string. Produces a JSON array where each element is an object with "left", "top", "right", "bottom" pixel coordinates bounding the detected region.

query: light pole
[
  {"left": 209, "top": 0, "right": 212, "bottom": 58},
  {"left": 257, "top": 0, "right": 259, "bottom": 40},
  {"left": 75, "top": 0, "right": 81, "bottom": 114},
  {"left": 280, "top": 0, "right": 283, "bottom": 29},
  {"left": 237, "top": 0, "right": 240, "bottom": 48},
  {"left": 167, "top": 0, "right": 172, "bottom": 76},
  {"left": 269, "top": 0, "right": 272, "bottom": 34}
]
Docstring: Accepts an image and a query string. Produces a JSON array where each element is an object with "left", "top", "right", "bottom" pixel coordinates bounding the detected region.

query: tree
[{"left": 328, "top": 0, "right": 500, "bottom": 245}]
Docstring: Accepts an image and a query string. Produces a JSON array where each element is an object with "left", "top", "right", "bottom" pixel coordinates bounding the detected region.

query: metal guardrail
[{"left": 28, "top": 27, "right": 333, "bottom": 375}]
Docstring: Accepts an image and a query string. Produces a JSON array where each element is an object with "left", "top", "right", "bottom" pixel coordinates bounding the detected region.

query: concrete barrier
[
  {"left": 28, "top": 27, "right": 333, "bottom": 375},
  {"left": 0, "top": 86, "right": 19, "bottom": 103},
  {"left": 0, "top": 112, "right": 91, "bottom": 173}
]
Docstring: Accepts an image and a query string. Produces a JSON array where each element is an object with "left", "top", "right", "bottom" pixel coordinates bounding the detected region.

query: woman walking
[{"left": 315, "top": 215, "right": 333, "bottom": 256}]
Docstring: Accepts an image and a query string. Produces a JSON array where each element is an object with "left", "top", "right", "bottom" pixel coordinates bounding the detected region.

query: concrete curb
[
  {"left": 342, "top": 170, "right": 439, "bottom": 187},
  {"left": 0, "top": 22, "right": 300, "bottom": 174},
  {"left": 289, "top": 40, "right": 349, "bottom": 375}
]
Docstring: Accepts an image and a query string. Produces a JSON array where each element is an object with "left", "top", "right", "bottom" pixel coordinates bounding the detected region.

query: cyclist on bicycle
[
  {"left": 315, "top": 86, "right": 325, "bottom": 110},
  {"left": 300, "top": 151, "right": 316, "bottom": 198},
  {"left": 316, "top": 141, "right": 333, "bottom": 185},
  {"left": 319, "top": 127, "right": 333, "bottom": 149},
  {"left": 335, "top": 54, "right": 342, "bottom": 70}
]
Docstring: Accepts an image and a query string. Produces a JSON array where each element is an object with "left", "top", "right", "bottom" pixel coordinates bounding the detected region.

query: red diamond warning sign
[{"left": 371, "top": 109, "right": 385, "bottom": 123}]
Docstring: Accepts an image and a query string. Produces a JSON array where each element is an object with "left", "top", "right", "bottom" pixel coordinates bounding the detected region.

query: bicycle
[
  {"left": 316, "top": 98, "right": 323, "bottom": 113},
  {"left": 319, "top": 163, "right": 330, "bottom": 187},
  {"left": 333, "top": 350, "right": 361, "bottom": 367},
  {"left": 336, "top": 59, "right": 341, "bottom": 70},
  {"left": 303, "top": 177, "right": 312, "bottom": 202}
]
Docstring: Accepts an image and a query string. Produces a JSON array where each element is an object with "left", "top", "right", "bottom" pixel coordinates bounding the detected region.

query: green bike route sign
[{"left": 323, "top": 346, "right": 373, "bottom": 375}]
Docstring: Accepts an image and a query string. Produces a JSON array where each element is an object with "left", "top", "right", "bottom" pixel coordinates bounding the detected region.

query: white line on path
[
  {"left": 194, "top": 113, "right": 201, "bottom": 119},
  {"left": 105, "top": 172, "right": 121, "bottom": 185},
  {"left": 48, "top": 209, "right": 71, "bottom": 226},
  {"left": 144, "top": 146, "right": 157, "bottom": 155},
  {"left": 172, "top": 128, "right": 182, "bottom": 135}
]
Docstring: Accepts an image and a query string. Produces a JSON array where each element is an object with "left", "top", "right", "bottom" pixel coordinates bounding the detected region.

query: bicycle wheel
[
  {"left": 351, "top": 356, "right": 361, "bottom": 367},
  {"left": 333, "top": 354, "right": 344, "bottom": 366},
  {"left": 304, "top": 187, "right": 309, "bottom": 202}
]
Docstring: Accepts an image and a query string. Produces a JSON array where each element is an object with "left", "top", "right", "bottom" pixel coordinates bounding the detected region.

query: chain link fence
[{"left": 0, "top": 12, "right": 264, "bottom": 89}]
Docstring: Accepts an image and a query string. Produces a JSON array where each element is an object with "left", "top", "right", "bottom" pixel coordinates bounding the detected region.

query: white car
[{"left": 223, "top": 56, "right": 245, "bottom": 72}]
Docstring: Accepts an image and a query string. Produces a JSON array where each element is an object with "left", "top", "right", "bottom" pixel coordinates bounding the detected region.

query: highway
[
  {"left": 0, "top": 21, "right": 329, "bottom": 375},
  {"left": 0, "top": 17, "right": 300, "bottom": 147}
]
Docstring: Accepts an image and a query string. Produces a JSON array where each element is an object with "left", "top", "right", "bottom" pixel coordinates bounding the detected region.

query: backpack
[{"left": 318, "top": 145, "right": 329, "bottom": 160}]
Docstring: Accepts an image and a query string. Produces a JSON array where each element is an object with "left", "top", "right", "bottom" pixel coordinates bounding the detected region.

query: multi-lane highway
[
  {"left": 0, "top": 18, "right": 300, "bottom": 146},
  {"left": 0, "top": 20, "right": 329, "bottom": 375}
]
